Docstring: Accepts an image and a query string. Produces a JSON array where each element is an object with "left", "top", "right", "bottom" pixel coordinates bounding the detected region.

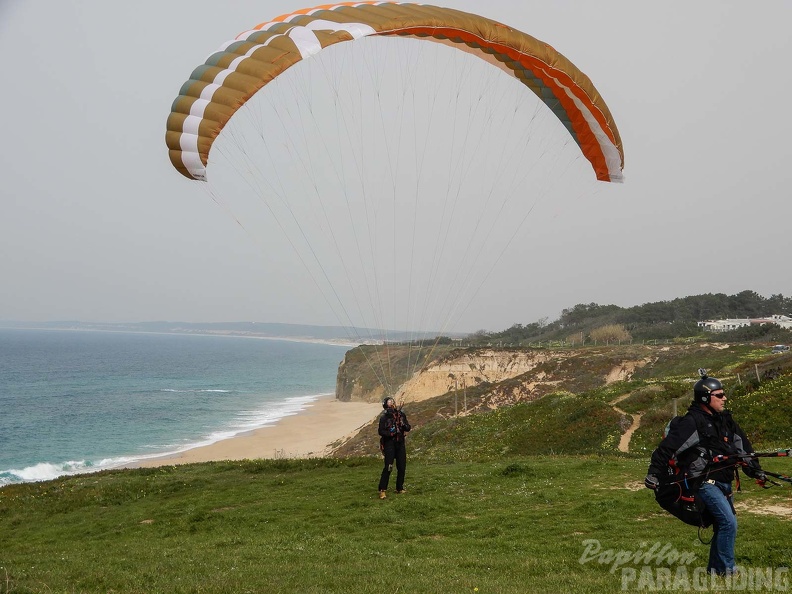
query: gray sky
[{"left": 1, "top": 1, "right": 790, "bottom": 334}]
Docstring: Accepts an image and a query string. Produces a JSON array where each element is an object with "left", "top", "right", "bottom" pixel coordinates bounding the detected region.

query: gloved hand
[
  {"left": 644, "top": 474, "right": 659, "bottom": 490},
  {"left": 754, "top": 471, "right": 767, "bottom": 487}
]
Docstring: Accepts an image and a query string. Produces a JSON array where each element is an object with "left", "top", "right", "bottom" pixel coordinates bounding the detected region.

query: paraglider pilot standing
[
  {"left": 645, "top": 370, "right": 766, "bottom": 576},
  {"left": 378, "top": 397, "right": 411, "bottom": 499}
]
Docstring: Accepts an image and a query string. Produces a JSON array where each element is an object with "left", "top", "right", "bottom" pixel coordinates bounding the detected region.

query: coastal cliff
[
  {"left": 329, "top": 341, "right": 764, "bottom": 458},
  {"left": 335, "top": 344, "right": 653, "bottom": 405},
  {"left": 331, "top": 343, "right": 663, "bottom": 457},
  {"left": 390, "top": 349, "right": 570, "bottom": 404}
]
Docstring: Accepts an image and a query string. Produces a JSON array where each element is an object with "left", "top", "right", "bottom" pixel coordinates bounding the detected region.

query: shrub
[{"left": 589, "top": 324, "right": 632, "bottom": 344}]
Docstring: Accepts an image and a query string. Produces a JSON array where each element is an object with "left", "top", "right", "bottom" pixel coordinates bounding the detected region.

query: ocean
[{"left": 0, "top": 328, "right": 348, "bottom": 486}]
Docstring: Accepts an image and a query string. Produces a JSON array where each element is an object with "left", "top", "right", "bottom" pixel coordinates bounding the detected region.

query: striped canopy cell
[{"left": 166, "top": 2, "right": 624, "bottom": 183}]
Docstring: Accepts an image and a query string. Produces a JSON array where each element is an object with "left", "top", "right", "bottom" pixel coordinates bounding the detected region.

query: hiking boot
[
  {"left": 378, "top": 490, "right": 387, "bottom": 499},
  {"left": 396, "top": 489, "right": 407, "bottom": 494}
]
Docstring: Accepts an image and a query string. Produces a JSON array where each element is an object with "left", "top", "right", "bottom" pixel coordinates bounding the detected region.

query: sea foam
[{"left": 1, "top": 329, "right": 343, "bottom": 487}]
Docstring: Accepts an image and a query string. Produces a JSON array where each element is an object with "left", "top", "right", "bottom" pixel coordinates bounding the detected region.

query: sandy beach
[{"left": 132, "top": 396, "right": 381, "bottom": 468}]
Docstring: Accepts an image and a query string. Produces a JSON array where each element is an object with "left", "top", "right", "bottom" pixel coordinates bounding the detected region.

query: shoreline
[
  {"left": 128, "top": 395, "right": 381, "bottom": 468},
  {"left": 0, "top": 325, "right": 373, "bottom": 348}
]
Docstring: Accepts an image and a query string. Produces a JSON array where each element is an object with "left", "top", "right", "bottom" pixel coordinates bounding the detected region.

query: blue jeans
[{"left": 697, "top": 481, "right": 737, "bottom": 575}]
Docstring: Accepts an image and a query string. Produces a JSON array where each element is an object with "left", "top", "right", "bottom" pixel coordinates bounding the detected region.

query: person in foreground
[
  {"left": 377, "top": 397, "right": 411, "bottom": 499},
  {"left": 645, "top": 370, "right": 766, "bottom": 576}
]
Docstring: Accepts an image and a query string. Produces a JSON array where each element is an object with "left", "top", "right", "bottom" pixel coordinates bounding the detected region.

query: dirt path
[
  {"left": 611, "top": 392, "right": 642, "bottom": 453},
  {"left": 734, "top": 501, "right": 792, "bottom": 519}
]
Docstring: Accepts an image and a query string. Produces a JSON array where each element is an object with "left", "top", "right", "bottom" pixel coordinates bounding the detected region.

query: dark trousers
[{"left": 378, "top": 439, "right": 406, "bottom": 491}]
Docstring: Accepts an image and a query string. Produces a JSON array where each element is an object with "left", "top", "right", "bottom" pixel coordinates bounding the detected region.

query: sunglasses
[{"left": 711, "top": 392, "right": 726, "bottom": 399}]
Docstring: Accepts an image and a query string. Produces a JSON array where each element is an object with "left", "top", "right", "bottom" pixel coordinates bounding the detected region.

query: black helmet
[
  {"left": 693, "top": 369, "right": 723, "bottom": 404},
  {"left": 382, "top": 397, "right": 395, "bottom": 409}
]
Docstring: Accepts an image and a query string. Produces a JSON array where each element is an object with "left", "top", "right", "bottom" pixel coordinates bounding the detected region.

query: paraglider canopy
[
  {"left": 166, "top": 2, "right": 623, "bottom": 184},
  {"left": 164, "top": 2, "right": 625, "bottom": 395}
]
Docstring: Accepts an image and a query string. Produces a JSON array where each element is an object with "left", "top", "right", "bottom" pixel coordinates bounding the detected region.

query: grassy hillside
[
  {"left": 2, "top": 456, "right": 791, "bottom": 594},
  {"left": 408, "top": 395, "right": 623, "bottom": 462},
  {"left": 3, "top": 343, "right": 792, "bottom": 593},
  {"left": 334, "top": 342, "right": 791, "bottom": 457}
]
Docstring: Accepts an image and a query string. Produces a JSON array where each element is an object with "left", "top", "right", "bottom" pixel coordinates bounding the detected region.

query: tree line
[{"left": 467, "top": 290, "right": 792, "bottom": 345}]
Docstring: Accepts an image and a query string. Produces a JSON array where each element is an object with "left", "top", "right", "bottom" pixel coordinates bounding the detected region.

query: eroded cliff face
[
  {"left": 337, "top": 348, "right": 587, "bottom": 403},
  {"left": 335, "top": 367, "right": 386, "bottom": 403},
  {"left": 335, "top": 343, "right": 664, "bottom": 407},
  {"left": 394, "top": 349, "right": 566, "bottom": 403}
]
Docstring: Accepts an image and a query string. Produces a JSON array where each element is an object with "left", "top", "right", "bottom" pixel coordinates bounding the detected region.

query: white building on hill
[{"left": 698, "top": 314, "right": 792, "bottom": 332}]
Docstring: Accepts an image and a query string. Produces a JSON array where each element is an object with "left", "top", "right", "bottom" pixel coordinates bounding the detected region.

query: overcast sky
[{"left": 1, "top": 1, "right": 790, "bottom": 334}]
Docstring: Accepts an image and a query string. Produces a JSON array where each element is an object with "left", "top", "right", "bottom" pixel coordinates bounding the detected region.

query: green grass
[
  {"left": 728, "top": 375, "right": 792, "bottom": 447},
  {"left": 629, "top": 343, "right": 761, "bottom": 381},
  {"left": 4, "top": 343, "right": 792, "bottom": 593},
  {"left": 2, "top": 456, "right": 790, "bottom": 593},
  {"left": 409, "top": 395, "right": 623, "bottom": 461}
]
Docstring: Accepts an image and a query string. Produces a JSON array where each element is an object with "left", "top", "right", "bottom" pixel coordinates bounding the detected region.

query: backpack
[
  {"left": 654, "top": 480, "right": 712, "bottom": 527},
  {"left": 652, "top": 416, "right": 714, "bottom": 528}
]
